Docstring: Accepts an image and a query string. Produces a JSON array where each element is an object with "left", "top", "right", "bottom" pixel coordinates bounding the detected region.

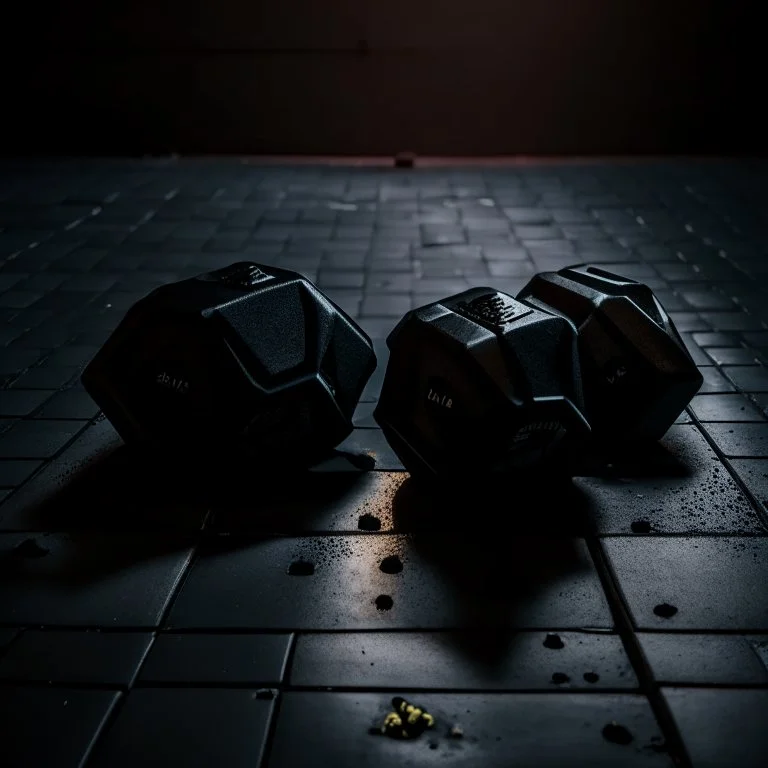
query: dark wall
[{"left": 2, "top": 1, "right": 763, "bottom": 155}]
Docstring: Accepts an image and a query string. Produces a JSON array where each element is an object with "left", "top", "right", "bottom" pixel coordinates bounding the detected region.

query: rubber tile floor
[{"left": 0, "top": 157, "right": 767, "bottom": 768}]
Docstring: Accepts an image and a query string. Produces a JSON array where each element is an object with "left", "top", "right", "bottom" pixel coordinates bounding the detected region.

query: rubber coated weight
[
  {"left": 81, "top": 262, "right": 376, "bottom": 464},
  {"left": 517, "top": 263, "right": 703, "bottom": 443},
  {"left": 373, "top": 288, "right": 590, "bottom": 480}
]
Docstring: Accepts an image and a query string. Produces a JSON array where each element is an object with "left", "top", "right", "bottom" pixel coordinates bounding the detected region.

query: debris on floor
[{"left": 377, "top": 696, "right": 435, "bottom": 739}]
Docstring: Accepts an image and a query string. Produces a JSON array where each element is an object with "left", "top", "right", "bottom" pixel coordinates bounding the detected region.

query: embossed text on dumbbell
[
  {"left": 156, "top": 372, "right": 190, "bottom": 394},
  {"left": 455, "top": 293, "right": 532, "bottom": 330}
]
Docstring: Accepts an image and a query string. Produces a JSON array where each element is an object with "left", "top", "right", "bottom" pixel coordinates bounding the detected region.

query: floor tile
[
  {"left": 87, "top": 689, "right": 274, "bottom": 768},
  {"left": 700, "top": 311, "right": 766, "bottom": 331},
  {"left": 32, "top": 388, "right": 100, "bottom": 420},
  {"left": 603, "top": 536, "right": 768, "bottom": 630},
  {"left": 353, "top": 401, "right": 378, "bottom": 428},
  {"left": 138, "top": 632, "right": 291, "bottom": 684},
  {"left": 705, "top": 347, "right": 761, "bottom": 366},
  {"left": 9, "top": 365, "right": 81, "bottom": 390},
  {"left": 289, "top": 630, "right": 637, "bottom": 689},
  {"left": 679, "top": 291, "right": 738, "bottom": 311},
  {"left": 360, "top": 295, "right": 411, "bottom": 318},
  {"left": 0, "top": 419, "right": 85, "bottom": 459},
  {"left": 0, "top": 629, "right": 153, "bottom": 686},
  {"left": 705, "top": 423, "right": 768, "bottom": 457},
  {"left": 167, "top": 535, "right": 611, "bottom": 630},
  {"left": 0, "top": 687, "right": 120, "bottom": 768},
  {"left": 690, "top": 394, "right": 766, "bottom": 422},
  {"left": 722, "top": 365, "right": 768, "bottom": 392},
  {"left": 729, "top": 459, "right": 768, "bottom": 515},
  {"left": 0, "top": 532, "right": 194, "bottom": 627},
  {"left": 573, "top": 425, "right": 766, "bottom": 534},
  {"left": 0, "top": 459, "right": 44, "bottom": 488},
  {"left": 663, "top": 688, "right": 768, "bottom": 768},
  {"left": 0, "top": 389, "right": 53, "bottom": 417},
  {"left": 638, "top": 633, "right": 768, "bottom": 685},
  {"left": 269, "top": 692, "right": 672, "bottom": 767},
  {"left": 691, "top": 332, "right": 739, "bottom": 348},
  {"left": 699, "top": 367, "right": 737, "bottom": 393}
]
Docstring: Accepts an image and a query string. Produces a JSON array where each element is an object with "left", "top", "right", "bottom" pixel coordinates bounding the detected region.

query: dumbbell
[
  {"left": 81, "top": 262, "right": 376, "bottom": 466},
  {"left": 517, "top": 264, "right": 703, "bottom": 443},
  {"left": 372, "top": 288, "right": 592, "bottom": 480}
]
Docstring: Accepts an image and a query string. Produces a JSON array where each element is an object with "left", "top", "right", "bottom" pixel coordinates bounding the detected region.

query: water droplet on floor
[
  {"left": 543, "top": 633, "right": 565, "bottom": 649},
  {"left": 583, "top": 671, "right": 600, "bottom": 683},
  {"left": 551, "top": 672, "right": 570, "bottom": 684},
  {"left": 375, "top": 594, "right": 394, "bottom": 611},
  {"left": 602, "top": 722, "right": 633, "bottom": 745},
  {"left": 287, "top": 559, "right": 315, "bottom": 576},
  {"left": 358, "top": 513, "right": 381, "bottom": 531},
  {"left": 653, "top": 602, "right": 678, "bottom": 618},
  {"left": 379, "top": 555, "right": 403, "bottom": 574},
  {"left": 631, "top": 520, "right": 652, "bottom": 533}
]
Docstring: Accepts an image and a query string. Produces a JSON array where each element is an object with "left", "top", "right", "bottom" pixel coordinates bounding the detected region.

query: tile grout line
[
  {"left": 687, "top": 413, "right": 768, "bottom": 531},
  {"left": 258, "top": 633, "right": 298, "bottom": 768},
  {"left": 79, "top": 530, "right": 204, "bottom": 768},
  {"left": 585, "top": 536, "right": 693, "bottom": 768}
]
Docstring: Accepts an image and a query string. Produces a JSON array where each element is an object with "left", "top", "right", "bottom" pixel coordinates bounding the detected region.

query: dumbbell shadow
[
  {"left": 387, "top": 476, "right": 607, "bottom": 662},
  {"left": 0, "top": 415, "right": 391, "bottom": 536}
]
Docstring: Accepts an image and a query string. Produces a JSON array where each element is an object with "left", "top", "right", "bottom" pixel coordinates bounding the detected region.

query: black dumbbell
[
  {"left": 81, "top": 262, "right": 376, "bottom": 466},
  {"left": 516, "top": 264, "right": 703, "bottom": 443},
  {"left": 372, "top": 288, "right": 591, "bottom": 480}
]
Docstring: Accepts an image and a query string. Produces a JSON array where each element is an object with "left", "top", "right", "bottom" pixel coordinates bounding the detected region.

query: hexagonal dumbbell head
[
  {"left": 517, "top": 264, "right": 703, "bottom": 443},
  {"left": 373, "top": 288, "right": 590, "bottom": 480},
  {"left": 81, "top": 262, "right": 376, "bottom": 465}
]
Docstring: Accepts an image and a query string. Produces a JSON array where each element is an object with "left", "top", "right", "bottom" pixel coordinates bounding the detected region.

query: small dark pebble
[
  {"left": 254, "top": 689, "right": 275, "bottom": 700},
  {"left": 287, "top": 560, "right": 315, "bottom": 576},
  {"left": 583, "top": 672, "right": 600, "bottom": 684},
  {"left": 380, "top": 555, "right": 403, "bottom": 574},
  {"left": 653, "top": 603, "right": 678, "bottom": 618},
  {"left": 358, "top": 513, "right": 381, "bottom": 531},
  {"left": 429, "top": 742, "right": 439, "bottom": 750},
  {"left": 375, "top": 594, "right": 394, "bottom": 611},
  {"left": 13, "top": 538, "right": 50, "bottom": 558},
  {"left": 602, "top": 722, "right": 633, "bottom": 745},
  {"left": 551, "top": 672, "right": 570, "bottom": 685},
  {"left": 543, "top": 633, "right": 565, "bottom": 650},
  {"left": 631, "top": 520, "right": 652, "bottom": 534}
]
